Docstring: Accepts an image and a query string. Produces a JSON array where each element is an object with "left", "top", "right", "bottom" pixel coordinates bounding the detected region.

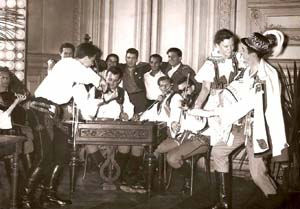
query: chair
[{"left": 161, "top": 147, "right": 211, "bottom": 196}]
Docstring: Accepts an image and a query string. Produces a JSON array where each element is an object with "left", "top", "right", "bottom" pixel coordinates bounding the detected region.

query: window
[{"left": 0, "top": 0, "right": 26, "bottom": 81}]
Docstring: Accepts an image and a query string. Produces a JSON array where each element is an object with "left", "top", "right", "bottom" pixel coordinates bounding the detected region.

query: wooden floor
[{"left": 0, "top": 161, "right": 299, "bottom": 209}]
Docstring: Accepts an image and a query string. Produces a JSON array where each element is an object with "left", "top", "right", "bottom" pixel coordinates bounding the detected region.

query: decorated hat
[{"left": 241, "top": 32, "right": 271, "bottom": 55}]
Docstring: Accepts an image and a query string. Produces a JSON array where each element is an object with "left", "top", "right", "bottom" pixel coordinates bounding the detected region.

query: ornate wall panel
[{"left": 26, "top": 0, "right": 79, "bottom": 93}]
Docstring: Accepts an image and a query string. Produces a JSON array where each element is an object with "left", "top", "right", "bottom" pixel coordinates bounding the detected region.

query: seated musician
[
  {"left": 73, "top": 66, "right": 134, "bottom": 174},
  {"left": 154, "top": 76, "right": 210, "bottom": 194},
  {"left": 0, "top": 67, "right": 33, "bottom": 182},
  {"left": 140, "top": 76, "right": 173, "bottom": 122}
]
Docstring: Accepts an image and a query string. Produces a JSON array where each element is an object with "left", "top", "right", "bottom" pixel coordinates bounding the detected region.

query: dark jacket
[
  {"left": 119, "top": 62, "right": 150, "bottom": 90},
  {"left": 162, "top": 63, "right": 202, "bottom": 96}
]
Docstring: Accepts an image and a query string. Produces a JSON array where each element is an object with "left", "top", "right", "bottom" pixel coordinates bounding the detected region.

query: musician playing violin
[
  {"left": 139, "top": 76, "right": 174, "bottom": 122},
  {"left": 153, "top": 76, "right": 210, "bottom": 194}
]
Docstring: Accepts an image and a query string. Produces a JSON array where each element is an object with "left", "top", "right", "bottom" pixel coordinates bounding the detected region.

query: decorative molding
[
  {"left": 218, "top": 0, "right": 231, "bottom": 29},
  {"left": 73, "top": 0, "right": 81, "bottom": 45},
  {"left": 80, "top": 128, "right": 150, "bottom": 139},
  {"left": 249, "top": 8, "right": 264, "bottom": 32}
]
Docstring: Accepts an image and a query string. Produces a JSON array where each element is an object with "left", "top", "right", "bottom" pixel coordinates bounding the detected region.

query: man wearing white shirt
[
  {"left": 73, "top": 66, "right": 134, "bottom": 172},
  {"left": 140, "top": 76, "right": 174, "bottom": 123},
  {"left": 154, "top": 77, "right": 209, "bottom": 194},
  {"left": 21, "top": 43, "right": 106, "bottom": 209},
  {"left": 190, "top": 31, "right": 287, "bottom": 209},
  {"left": 143, "top": 54, "right": 165, "bottom": 106}
]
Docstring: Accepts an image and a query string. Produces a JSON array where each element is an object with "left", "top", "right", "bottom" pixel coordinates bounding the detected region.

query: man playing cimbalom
[{"left": 73, "top": 66, "right": 134, "bottom": 174}]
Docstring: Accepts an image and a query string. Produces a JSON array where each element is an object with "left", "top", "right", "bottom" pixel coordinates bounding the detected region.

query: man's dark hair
[
  {"left": 166, "top": 48, "right": 182, "bottom": 57},
  {"left": 214, "top": 29, "right": 234, "bottom": 44},
  {"left": 149, "top": 54, "right": 162, "bottom": 63},
  {"left": 157, "top": 76, "right": 172, "bottom": 85},
  {"left": 59, "top": 42, "right": 75, "bottom": 53},
  {"left": 0, "top": 66, "right": 10, "bottom": 74},
  {"left": 105, "top": 53, "right": 119, "bottom": 64},
  {"left": 106, "top": 66, "right": 123, "bottom": 79},
  {"left": 75, "top": 43, "right": 101, "bottom": 59},
  {"left": 126, "top": 48, "right": 139, "bottom": 58}
]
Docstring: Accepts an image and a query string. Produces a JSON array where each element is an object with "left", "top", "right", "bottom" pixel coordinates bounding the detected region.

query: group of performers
[{"left": 0, "top": 28, "right": 288, "bottom": 209}]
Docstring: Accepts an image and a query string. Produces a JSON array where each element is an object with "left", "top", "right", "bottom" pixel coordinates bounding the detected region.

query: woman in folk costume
[{"left": 189, "top": 30, "right": 288, "bottom": 209}]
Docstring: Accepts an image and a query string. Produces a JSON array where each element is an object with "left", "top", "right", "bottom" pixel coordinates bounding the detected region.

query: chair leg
[
  {"left": 205, "top": 150, "right": 211, "bottom": 185},
  {"left": 82, "top": 150, "right": 88, "bottom": 180},
  {"left": 163, "top": 153, "right": 172, "bottom": 190},
  {"left": 190, "top": 156, "right": 196, "bottom": 196}
]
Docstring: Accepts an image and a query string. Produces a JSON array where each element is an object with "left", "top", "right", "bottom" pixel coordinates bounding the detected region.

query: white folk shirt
[
  {"left": 94, "top": 89, "right": 134, "bottom": 120},
  {"left": 217, "top": 59, "right": 288, "bottom": 156},
  {"left": 168, "top": 63, "right": 181, "bottom": 78},
  {"left": 144, "top": 71, "right": 165, "bottom": 100},
  {"left": 73, "top": 85, "right": 134, "bottom": 121},
  {"left": 195, "top": 49, "right": 246, "bottom": 84},
  {"left": 35, "top": 58, "right": 101, "bottom": 105},
  {"left": 140, "top": 92, "right": 173, "bottom": 123},
  {"left": 0, "top": 110, "right": 12, "bottom": 129}
]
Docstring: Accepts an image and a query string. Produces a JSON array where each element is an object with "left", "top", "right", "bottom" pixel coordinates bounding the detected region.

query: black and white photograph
[{"left": 0, "top": 0, "right": 300, "bottom": 209}]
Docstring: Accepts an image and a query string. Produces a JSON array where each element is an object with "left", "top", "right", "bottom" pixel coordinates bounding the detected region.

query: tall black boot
[
  {"left": 90, "top": 150, "right": 105, "bottom": 173},
  {"left": 115, "top": 152, "right": 129, "bottom": 183},
  {"left": 180, "top": 161, "right": 192, "bottom": 195},
  {"left": 211, "top": 172, "right": 231, "bottom": 209},
  {"left": 20, "top": 166, "right": 43, "bottom": 209},
  {"left": 128, "top": 155, "right": 145, "bottom": 187},
  {"left": 40, "top": 165, "right": 72, "bottom": 207}
]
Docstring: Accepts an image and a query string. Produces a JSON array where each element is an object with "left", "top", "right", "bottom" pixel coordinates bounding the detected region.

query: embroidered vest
[{"left": 208, "top": 53, "right": 239, "bottom": 90}]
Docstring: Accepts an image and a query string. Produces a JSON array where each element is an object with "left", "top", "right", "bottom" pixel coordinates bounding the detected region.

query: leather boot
[
  {"left": 115, "top": 152, "right": 129, "bottom": 184},
  {"left": 126, "top": 155, "right": 143, "bottom": 185},
  {"left": 90, "top": 150, "right": 105, "bottom": 173},
  {"left": 40, "top": 165, "right": 72, "bottom": 207},
  {"left": 20, "top": 166, "right": 43, "bottom": 209},
  {"left": 180, "top": 162, "right": 191, "bottom": 195},
  {"left": 211, "top": 172, "right": 231, "bottom": 209}
]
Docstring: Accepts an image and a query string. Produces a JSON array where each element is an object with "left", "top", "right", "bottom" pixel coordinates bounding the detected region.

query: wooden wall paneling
[
  {"left": 26, "top": 0, "right": 79, "bottom": 93},
  {"left": 43, "top": 0, "right": 77, "bottom": 53}
]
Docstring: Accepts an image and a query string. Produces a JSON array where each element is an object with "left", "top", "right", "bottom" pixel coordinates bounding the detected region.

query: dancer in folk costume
[{"left": 189, "top": 30, "right": 288, "bottom": 209}]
